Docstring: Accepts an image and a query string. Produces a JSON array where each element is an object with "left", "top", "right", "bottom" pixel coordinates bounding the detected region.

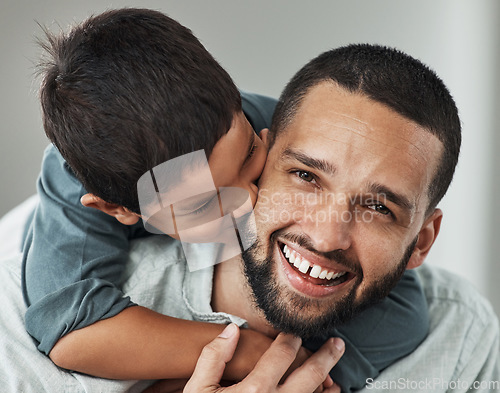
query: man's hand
[{"left": 183, "top": 323, "right": 344, "bottom": 393}]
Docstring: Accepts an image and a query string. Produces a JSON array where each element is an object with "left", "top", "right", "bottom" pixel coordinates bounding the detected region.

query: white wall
[{"left": 1, "top": 0, "right": 498, "bottom": 316}]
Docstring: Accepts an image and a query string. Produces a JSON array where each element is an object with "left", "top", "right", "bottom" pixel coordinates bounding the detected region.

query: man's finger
[
  {"left": 245, "top": 333, "right": 302, "bottom": 387},
  {"left": 323, "top": 382, "right": 342, "bottom": 393},
  {"left": 284, "top": 337, "right": 345, "bottom": 392},
  {"left": 183, "top": 324, "right": 240, "bottom": 393}
]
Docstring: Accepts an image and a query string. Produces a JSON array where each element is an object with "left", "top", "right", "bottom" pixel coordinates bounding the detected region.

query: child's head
[{"left": 39, "top": 8, "right": 266, "bottom": 227}]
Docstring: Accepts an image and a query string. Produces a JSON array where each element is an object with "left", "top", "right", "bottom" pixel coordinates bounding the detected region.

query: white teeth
[
  {"left": 284, "top": 245, "right": 290, "bottom": 258},
  {"left": 298, "top": 259, "right": 310, "bottom": 274},
  {"left": 309, "top": 265, "right": 322, "bottom": 278},
  {"left": 282, "top": 244, "right": 347, "bottom": 281},
  {"left": 293, "top": 254, "right": 301, "bottom": 269},
  {"left": 330, "top": 271, "right": 347, "bottom": 280}
]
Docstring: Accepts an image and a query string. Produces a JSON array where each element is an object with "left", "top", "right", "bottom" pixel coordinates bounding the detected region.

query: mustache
[{"left": 271, "top": 230, "right": 363, "bottom": 276}]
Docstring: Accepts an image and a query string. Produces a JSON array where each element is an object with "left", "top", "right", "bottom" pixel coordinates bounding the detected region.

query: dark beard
[{"left": 242, "top": 235, "right": 417, "bottom": 339}]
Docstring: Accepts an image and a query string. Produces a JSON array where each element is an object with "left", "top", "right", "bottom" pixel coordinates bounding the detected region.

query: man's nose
[{"left": 296, "top": 201, "right": 353, "bottom": 253}]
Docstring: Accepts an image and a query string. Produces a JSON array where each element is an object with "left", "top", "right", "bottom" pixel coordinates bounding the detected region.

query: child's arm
[
  {"left": 23, "top": 92, "right": 276, "bottom": 357},
  {"left": 22, "top": 145, "right": 143, "bottom": 354},
  {"left": 49, "top": 305, "right": 274, "bottom": 381},
  {"left": 303, "top": 269, "right": 429, "bottom": 392},
  {"left": 23, "top": 92, "right": 279, "bottom": 381},
  {"left": 21, "top": 146, "right": 276, "bottom": 381}
]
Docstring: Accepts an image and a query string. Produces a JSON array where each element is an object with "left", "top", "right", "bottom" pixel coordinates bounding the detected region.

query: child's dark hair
[
  {"left": 38, "top": 8, "right": 241, "bottom": 213},
  {"left": 271, "top": 44, "right": 461, "bottom": 214}
]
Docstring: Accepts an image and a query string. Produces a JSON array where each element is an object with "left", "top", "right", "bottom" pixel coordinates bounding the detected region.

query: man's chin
[
  {"left": 267, "top": 288, "right": 358, "bottom": 338},
  {"left": 241, "top": 231, "right": 416, "bottom": 338},
  {"left": 242, "top": 242, "right": 359, "bottom": 338}
]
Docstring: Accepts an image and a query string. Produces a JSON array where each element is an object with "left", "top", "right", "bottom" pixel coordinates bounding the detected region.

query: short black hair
[
  {"left": 271, "top": 44, "right": 461, "bottom": 213},
  {"left": 38, "top": 8, "right": 241, "bottom": 213}
]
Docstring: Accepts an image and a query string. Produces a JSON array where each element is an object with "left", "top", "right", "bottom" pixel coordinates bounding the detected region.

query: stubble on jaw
[{"left": 241, "top": 235, "right": 417, "bottom": 339}]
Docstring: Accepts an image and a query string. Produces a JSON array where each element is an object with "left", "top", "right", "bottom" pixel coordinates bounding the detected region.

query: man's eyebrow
[
  {"left": 368, "top": 182, "right": 415, "bottom": 213},
  {"left": 281, "top": 147, "right": 337, "bottom": 177}
]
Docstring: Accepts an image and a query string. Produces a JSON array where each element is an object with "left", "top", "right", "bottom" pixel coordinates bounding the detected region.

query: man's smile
[
  {"left": 277, "top": 241, "right": 356, "bottom": 298},
  {"left": 283, "top": 244, "right": 348, "bottom": 280}
]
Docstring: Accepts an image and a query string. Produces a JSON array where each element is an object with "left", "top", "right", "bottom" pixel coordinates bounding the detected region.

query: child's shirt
[{"left": 21, "top": 91, "right": 428, "bottom": 392}]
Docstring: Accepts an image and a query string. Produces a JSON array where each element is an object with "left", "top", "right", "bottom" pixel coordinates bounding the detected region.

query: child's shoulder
[
  {"left": 240, "top": 91, "right": 277, "bottom": 134},
  {"left": 41, "top": 144, "right": 82, "bottom": 187}
]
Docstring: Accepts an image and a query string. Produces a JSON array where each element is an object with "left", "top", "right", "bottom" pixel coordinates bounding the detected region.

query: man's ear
[
  {"left": 407, "top": 208, "right": 443, "bottom": 270},
  {"left": 80, "top": 193, "right": 140, "bottom": 226},
  {"left": 260, "top": 128, "right": 270, "bottom": 149}
]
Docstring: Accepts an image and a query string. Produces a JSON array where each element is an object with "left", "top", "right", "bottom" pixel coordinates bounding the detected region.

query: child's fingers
[{"left": 183, "top": 324, "right": 240, "bottom": 393}]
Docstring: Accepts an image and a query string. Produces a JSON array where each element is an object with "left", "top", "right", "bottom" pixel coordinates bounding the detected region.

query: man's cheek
[
  {"left": 255, "top": 206, "right": 274, "bottom": 229},
  {"left": 256, "top": 187, "right": 270, "bottom": 206}
]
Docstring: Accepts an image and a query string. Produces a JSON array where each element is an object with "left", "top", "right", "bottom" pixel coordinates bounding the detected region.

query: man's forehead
[
  {"left": 279, "top": 82, "right": 441, "bottom": 166},
  {"left": 270, "top": 82, "right": 443, "bottom": 212}
]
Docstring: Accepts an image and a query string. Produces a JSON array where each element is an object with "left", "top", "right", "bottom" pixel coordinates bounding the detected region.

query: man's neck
[{"left": 211, "top": 257, "right": 278, "bottom": 338}]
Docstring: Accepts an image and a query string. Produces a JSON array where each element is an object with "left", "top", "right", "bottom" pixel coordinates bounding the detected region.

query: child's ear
[
  {"left": 80, "top": 193, "right": 140, "bottom": 225},
  {"left": 407, "top": 208, "right": 443, "bottom": 270}
]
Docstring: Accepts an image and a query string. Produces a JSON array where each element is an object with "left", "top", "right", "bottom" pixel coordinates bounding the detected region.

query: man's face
[{"left": 243, "top": 82, "right": 442, "bottom": 337}]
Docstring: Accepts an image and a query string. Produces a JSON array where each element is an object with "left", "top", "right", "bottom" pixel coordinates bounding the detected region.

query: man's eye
[
  {"left": 296, "top": 170, "right": 315, "bottom": 183},
  {"left": 368, "top": 204, "right": 392, "bottom": 216}
]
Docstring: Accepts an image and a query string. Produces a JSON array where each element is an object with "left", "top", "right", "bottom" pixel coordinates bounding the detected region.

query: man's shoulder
[
  {"left": 416, "top": 264, "right": 499, "bottom": 363},
  {"left": 416, "top": 264, "right": 497, "bottom": 329},
  {"left": 123, "top": 236, "right": 245, "bottom": 326},
  {"left": 359, "top": 265, "right": 499, "bottom": 392}
]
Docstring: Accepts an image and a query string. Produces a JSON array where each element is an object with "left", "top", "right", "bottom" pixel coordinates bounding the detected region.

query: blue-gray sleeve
[
  {"left": 21, "top": 91, "right": 276, "bottom": 357},
  {"left": 240, "top": 91, "right": 277, "bottom": 134},
  {"left": 21, "top": 145, "right": 142, "bottom": 355},
  {"left": 303, "top": 270, "right": 429, "bottom": 392}
]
